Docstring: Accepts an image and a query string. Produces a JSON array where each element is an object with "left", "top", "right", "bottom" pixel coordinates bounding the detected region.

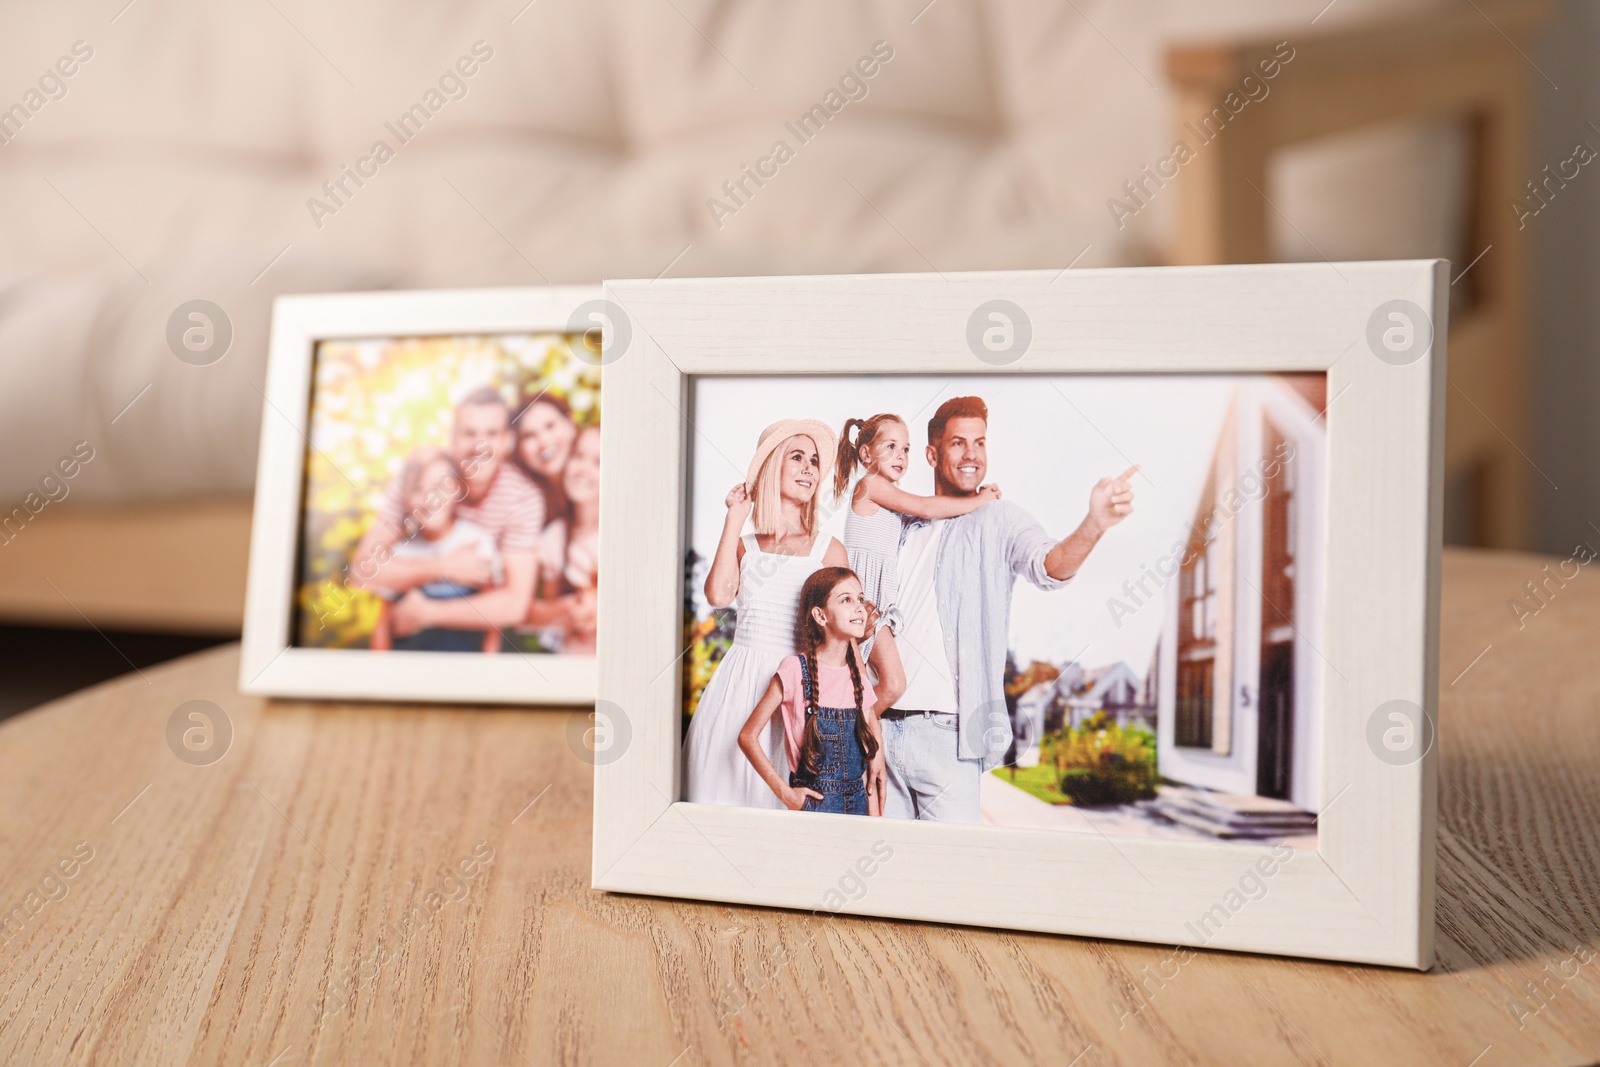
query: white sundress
[
  {"left": 683, "top": 530, "right": 831, "bottom": 808},
  {"left": 843, "top": 502, "right": 905, "bottom": 628}
]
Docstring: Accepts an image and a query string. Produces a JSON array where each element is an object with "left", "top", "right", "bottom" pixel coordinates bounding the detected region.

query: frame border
[
  {"left": 240, "top": 285, "right": 602, "bottom": 705},
  {"left": 594, "top": 263, "right": 1444, "bottom": 968}
]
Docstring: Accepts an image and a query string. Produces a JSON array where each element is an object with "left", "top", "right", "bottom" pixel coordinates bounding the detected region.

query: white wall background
[{"left": 687, "top": 374, "right": 1250, "bottom": 675}]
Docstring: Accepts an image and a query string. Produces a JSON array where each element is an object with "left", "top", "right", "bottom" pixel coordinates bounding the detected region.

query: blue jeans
[
  {"left": 389, "top": 584, "right": 486, "bottom": 653},
  {"left": 790, "top": 703, "right": 868, "bottom": 816},
  {"left": 882, "top": 711, "right": 982, "bottom": 822}
]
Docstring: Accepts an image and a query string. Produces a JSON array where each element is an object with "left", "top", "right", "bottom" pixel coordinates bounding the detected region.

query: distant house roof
[
  {"left": 1016, "top": 683, "right": 1055, "bottom": 711},
  {"left": 1018, "top": 660, "right": 1155, "bottom": 712},
  {"left": 1067, "top": 661, "right": 1143, "bottom": 707}
]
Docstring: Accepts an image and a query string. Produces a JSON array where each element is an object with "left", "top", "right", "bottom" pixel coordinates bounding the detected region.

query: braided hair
[
  {"left": 833, "top": 413, "right": 907, "bottom": 503},
  {"left": 794, "top": 567, "right": 880, "bottom": 782}
]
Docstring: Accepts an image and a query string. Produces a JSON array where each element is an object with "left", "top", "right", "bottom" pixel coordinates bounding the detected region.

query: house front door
[
  {"left": 1256, "top": 419, "right": 1297, "bottom": 800},
  {"left": 1256, "top": 641, "right": 1293, "bottom": 799}
]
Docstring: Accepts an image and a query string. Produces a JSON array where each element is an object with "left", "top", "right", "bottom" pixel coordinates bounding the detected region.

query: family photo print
[
  {"left": 294, "top": 333, "right": 598, "bottom": 657},
  {"left": 681, "top": 374, "right": 1326, "bottom": 844}
]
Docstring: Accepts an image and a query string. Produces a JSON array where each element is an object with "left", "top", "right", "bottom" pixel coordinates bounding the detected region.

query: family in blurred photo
[{"left": 294, "top": 333, "right": 600, "bottom": 656}]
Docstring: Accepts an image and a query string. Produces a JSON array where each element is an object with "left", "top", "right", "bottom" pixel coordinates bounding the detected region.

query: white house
[
  {"left": 1155, "top": 378, "right": 1326, "bottom": 815},
  {"left": 1064, "top": 662, "right": 1154, "bottom": 731}
]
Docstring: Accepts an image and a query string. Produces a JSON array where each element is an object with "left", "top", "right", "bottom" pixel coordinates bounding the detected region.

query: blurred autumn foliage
[
  {"left": 682, "top": 549, "right": 735, "bottom": 724},
  {"left": 293, "top": 332, "right": 600, "bottom": 649},
  {"left": 1005, "top": 659, "right": 1061, "bottom": 698}
]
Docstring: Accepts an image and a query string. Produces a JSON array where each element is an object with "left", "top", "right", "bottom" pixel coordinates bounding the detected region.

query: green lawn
[{"left": 990, "top": 764, "right": 1070, "bottom": 805}]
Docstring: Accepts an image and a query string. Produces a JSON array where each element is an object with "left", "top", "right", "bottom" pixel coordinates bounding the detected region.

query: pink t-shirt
[{"left": 774, "top": 654, "right": 877, "bottom": 767}]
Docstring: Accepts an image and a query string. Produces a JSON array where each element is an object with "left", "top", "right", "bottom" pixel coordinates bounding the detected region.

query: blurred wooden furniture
[
  {"left": 0, "top": 499, "right": 249, "bottom": 635},
  {"left": 1, "top": 548, "right": 1595, "bottom": 1066},
  {"left": 1169, "top": 0, "right": 1549, "bottom": 548}
]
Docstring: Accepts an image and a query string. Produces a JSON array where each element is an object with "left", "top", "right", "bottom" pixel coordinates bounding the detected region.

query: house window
[
  {"left": 1181, "top": 543, "right": 1216, "bottom": 645},
  {"left": 1175, "top": 530, "right": 1217, "bottom": 748}
]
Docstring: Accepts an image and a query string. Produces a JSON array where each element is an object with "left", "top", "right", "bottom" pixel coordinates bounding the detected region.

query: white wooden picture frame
[
  {"left": 593, "top": 263, "right": 1444, "bottom": 968},
  {"left": 241, "top": 286, "right": 602, "bottom": 705}
]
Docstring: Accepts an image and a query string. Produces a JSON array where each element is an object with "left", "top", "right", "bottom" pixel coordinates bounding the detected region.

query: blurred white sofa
[{"left": 0, "top": 0, "right": 1543, "bottom": 631}]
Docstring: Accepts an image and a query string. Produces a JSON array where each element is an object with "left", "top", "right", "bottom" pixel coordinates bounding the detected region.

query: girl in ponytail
[
  {"left": 738, "top": 567, "right": 883, "bottom": 815},
  {"left": 832, "top": 413, "right": 1001, "bottom": 732},
  {"left": 832, "top": 416, "right": 881, "bottom": 504}
]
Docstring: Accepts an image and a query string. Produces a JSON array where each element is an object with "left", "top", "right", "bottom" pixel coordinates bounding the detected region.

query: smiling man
[{"left": 881, "top": 396, "right": 1137, "bottom": 822}]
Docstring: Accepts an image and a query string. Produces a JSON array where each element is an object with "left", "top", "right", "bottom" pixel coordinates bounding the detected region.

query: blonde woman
[{"left": 684, "top": 419, "right": 848, "bottom": 808}]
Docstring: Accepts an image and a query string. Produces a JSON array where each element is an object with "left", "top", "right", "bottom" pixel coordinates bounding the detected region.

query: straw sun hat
[{"left": 743, "top": 419, "right": 838, "bottom": 491}]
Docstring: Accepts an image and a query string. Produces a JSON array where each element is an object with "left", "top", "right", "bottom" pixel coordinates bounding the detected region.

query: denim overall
[{"left": 789, "top": 655, "right": 868, "bottom": 815}]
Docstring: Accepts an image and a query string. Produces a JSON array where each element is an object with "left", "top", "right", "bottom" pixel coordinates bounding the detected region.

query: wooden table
[{"left": 2, "top": 548, "right": 1597, "bottom": 1066}]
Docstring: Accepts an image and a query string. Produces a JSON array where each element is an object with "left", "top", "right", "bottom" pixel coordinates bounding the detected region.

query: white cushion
[{"left": 0, "top": 0, "right": 1455, "bottom": 500}]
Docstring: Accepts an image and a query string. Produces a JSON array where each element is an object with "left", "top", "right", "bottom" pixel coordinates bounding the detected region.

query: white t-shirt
[
  {"left": 893, "top": 520, "right": 958, "bottom": 713},
  {"left": 378, "top": 517, "right": 503, "bottom": 599}
]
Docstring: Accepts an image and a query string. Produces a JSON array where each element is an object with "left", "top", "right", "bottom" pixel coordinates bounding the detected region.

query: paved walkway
[{"left": 980, "top": 773, "right": 1317, "bottom": 849}]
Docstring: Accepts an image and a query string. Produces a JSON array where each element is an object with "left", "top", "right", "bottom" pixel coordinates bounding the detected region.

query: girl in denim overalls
[{"left": 738, "top": 567, "right": 884, "bottom": 815}]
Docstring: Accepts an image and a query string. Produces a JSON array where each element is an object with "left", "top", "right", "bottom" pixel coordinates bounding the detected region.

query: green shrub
[
  {"left": 1041, "top": 711, "right": 1157, "bottom": 806},
  {"left": 1057, "top": 767, "right": 1109, "bottom": 805}
]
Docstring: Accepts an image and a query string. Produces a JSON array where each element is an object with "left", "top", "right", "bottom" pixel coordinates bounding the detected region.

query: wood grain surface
[{"left": 1, "top": 547, "right": 1596, "bottom": 1066}]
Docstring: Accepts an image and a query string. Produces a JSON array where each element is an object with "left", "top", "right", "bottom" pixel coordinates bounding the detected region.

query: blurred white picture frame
[
  {"left": 593, "top": 263, "right": 1445, "bottom": 968},
  {"left": 241, "top": 286, "right": 603, "bottom": 705}
]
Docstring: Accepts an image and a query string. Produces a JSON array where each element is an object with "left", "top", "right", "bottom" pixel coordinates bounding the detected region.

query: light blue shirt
[{"left": 900, "top": 500, "right": 1071, "bottom": 770}]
